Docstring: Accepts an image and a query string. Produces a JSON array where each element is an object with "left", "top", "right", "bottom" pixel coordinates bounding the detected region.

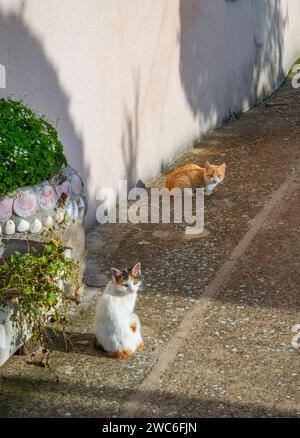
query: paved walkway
[{"left": 1, "top": 75, "right": 300, "bottom": 418}]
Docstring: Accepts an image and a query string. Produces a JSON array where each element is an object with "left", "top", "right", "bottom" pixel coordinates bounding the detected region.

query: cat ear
[
  {"left": 129, "top": 262, "right": 141, "bottom": 278},
  {"left": 111, "top": 267, "right": 123, "bottom": 281},
  {"left": 219, "top": 163, "right": 226, "bottom": 171},
  {"left": 205, "top": 161, "right": 212, "bottom": 171}
]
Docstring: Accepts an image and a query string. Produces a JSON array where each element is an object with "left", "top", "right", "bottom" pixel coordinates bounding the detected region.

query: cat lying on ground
[
  {"left": 165, "top": 161, "right": 226, "bottom": 196},
  {"left": 94, "top": 263, "right": 144, "bottom": 359}
]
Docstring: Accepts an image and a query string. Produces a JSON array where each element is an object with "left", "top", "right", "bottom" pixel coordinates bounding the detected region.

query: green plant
[
  {"left": 0, "top": 240, "right": 79, "bottom": 342},
  {"left": 0, "top": 98, "right": 67, "bottom": 197}
]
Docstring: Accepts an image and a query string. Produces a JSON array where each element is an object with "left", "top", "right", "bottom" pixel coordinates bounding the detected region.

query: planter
[
  {"left": 0, "top": 301, "right": 29, "bottom": 366},
  {"left": 0, "top": 165, "right": 87, "bottom": 236},
  {"left": 0, "top": 166, "right": 87, "bottom": 366},
  {"left": 0, "top": 243, "right": 73, "bottom": 367},
  {"left": 0, "top": 166, "right": 87, "bottom": 292}
]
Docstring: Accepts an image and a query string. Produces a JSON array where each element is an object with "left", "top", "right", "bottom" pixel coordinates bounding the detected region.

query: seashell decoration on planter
[
  {"left": 17, "top": 219, "right": 30, "bottom": 233},
  {"left": 42, "top": 215, "right": 54, "bottom": 228},
  {"left": 0, "top": 166, "right": 87, "bottom": 237},
  {"left": 71, "top": 174, "right": 83, "bottom": 195},
  {"left": 13, "top": 190, "right": 38, "bottom": 218},
  {"left": 30, "top": 218, "right": 43, "bottom": 234},
  {"left": 55, "top": 180, "right": 72, "bottom": 199},
  {"left": 37, "top": 184, "right": 56, "bottom": 210},
  {"left": 55, "top": 210, "right": 65, "bottom": 224},
  {"left": 4, "top": 220, "right": 15, "bottom": 235},
  {"left": 65, "top": 200, "right": 79, "bottom": 225},
  {"left": 0, "top": 198, "right": 13, "bottom": 221}
]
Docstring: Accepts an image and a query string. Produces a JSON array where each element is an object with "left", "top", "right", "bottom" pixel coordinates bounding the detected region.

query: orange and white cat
[
  {"left": 165, "top": 161, "right": 226, "bottom": 196},
  {"left": 94, "top": 263, "right": 144, "bottom": 359}
]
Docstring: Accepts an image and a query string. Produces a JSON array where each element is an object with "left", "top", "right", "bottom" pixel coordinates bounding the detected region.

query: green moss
[{"left": 0, "top": 98, "right": 67, "bottom": 198}]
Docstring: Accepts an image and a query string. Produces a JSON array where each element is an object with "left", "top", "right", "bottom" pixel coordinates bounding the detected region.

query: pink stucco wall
[{"left": 0, "top": 0, "right": 300, "bottom": 226}]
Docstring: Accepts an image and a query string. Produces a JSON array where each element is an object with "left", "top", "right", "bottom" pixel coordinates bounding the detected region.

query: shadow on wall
[
  {"left": 120, "top": 0, "right": 289, "bottom": 186},
  {"left": 0, "top": 2, "right": 290, "bottom": 227},
  {"left": 0, "top": 6, "right": 90, "bottom": 206},
  {"left": 179, "top": 0, "right": 287, "bottom": 134},
  {"left": 121, "top": 71, "right": 141, "bottom": 189}
]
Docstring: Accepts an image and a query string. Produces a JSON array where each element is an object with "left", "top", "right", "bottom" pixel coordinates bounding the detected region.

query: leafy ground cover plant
[
  {"left": 0, "top": 239, "right": 79, "bottom": 342},
  {"left": 0, "top": 98, "right": 67, "bottom": 197}
]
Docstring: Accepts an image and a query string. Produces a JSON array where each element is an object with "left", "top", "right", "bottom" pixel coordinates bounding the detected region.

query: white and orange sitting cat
[
  {"left": 94, "top": 263, "right": 144, "bottom": 359},
  {"left": 165, "top": 161, "right": 226, "bottom": 196}
]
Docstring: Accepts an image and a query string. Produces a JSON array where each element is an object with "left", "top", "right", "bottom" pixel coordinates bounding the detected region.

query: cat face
[
  {"left": 205, "top": 161, "right": 226, "bottom": 184},
  {"left": 111, "top": 263, "right": 142, "bottom": 295}
]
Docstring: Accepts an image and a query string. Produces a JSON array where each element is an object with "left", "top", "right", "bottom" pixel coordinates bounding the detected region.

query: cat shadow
[
  {"left": 44, "top": 329, "right": 99, "bottom": 357},
  {"left": 44, "top": 327, "right": 148, "bottom": 358}
]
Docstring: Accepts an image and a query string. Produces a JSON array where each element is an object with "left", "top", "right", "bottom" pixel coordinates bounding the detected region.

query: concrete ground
[{"left": 1, "top": 75, "right": 300, "bottom": 418}]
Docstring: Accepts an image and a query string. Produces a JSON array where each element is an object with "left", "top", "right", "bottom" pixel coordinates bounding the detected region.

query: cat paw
[
  {"left": 137, "top": 343, "right": 145, "bottom": 351},
  {"left": 106, "top": 349, "right": 133, "bottom": 359}
]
